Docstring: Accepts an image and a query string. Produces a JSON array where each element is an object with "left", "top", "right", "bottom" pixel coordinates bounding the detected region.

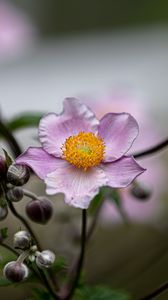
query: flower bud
[
  {"left": 7, "top": 164, "right": 30, "bottom": 186},
  {"left": 36, "top": 250, "right": 55, "bottom": 269},
  {"left": 3, "top": 261, "right": 29, "bottom": 282},
  {"left": 14, "top": 231, "right": 31, "bottom": 250},
  {"left": 0, "top": 206, "right": 8, "bottom": 221},
  {"left": 131, "top": 182, "right": 152, "bottom": 200},
  {"left": 6, "top": 187, "right": 23, "bottom": 202},
  {"left": 26, "top": 197, "right": 53, "bottom": 224}
]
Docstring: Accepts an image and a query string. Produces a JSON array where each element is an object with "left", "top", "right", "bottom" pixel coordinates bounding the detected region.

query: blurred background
[{"left": 0, "top": 0, "right": 168, "bottom": 299}]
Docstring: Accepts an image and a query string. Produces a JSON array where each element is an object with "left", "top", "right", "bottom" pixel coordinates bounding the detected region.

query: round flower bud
[
  {"left": 3, "top": 261, "right": 28, "bottom": 282},
  {"left": 7, "top": 164, "right": 30, "bottom": 186},
  {"left": 0, "top": 206, "right": 8, "bottom": 221},
  {"left": 131, "top": 182, "right": 152, "bottom": 201},
  {"left": 26, "top": 197, "right": 53, "bottom": 224},
  {"left": 6, "top": 187, "right": 23, "bottom": 202},
  {"left": 14, "top": 231, "right": 31, "bottom": 250},
  {"left": 36, "top": 250, "right": 55, "bottom": 269}
]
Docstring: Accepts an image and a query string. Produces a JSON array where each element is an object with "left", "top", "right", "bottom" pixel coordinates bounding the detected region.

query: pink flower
[
  {"left": 83, "top": 89, "right": 166, "bottom": 222},
  {"left": 16, "top": 98, "right": 145, "bottom": 209},
  {"left": 0, "top": 1, "right": 36, "bottom": 60}
]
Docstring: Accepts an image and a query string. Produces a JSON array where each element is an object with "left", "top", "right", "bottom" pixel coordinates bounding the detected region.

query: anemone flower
[
  {"left": 16, "top": 98, "right": 145, "bottom": 209},
  {"left": 83, "top": 90, "right": 165, "bottom": 222}
]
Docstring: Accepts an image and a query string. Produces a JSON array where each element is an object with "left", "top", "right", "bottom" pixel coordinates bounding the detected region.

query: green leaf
[
  {"left": 7, "top": 113, "right": 44, "bottom": 131},
  {"left": 101, "top": 187, "right": 121, "bottom": 207},
  {"left": 51, "top": 256, "right": 67, "bottom": 273},
  {"left": 74, "top": 285, "right": 130, "bottom": 300},
  {"left": 0, "top": 245, "right": 17, "bottom": 268},
  {"left": 2, "top": 148, "right": 13, "bottom": 167},
  {"left": 0, "top": 197, "right": 7, "bottom": 208},
  {"left": 0, "top": 277, "right": 12, "bottom": 286},
  {"left": 0, "top": 227, "right": 8, "bottom": 239},
  {"left": 26, "top": 288, "right": 53, "bottom": 300},
  {"left": 89, "top": 191, "right": 103, "bottom": 215}
]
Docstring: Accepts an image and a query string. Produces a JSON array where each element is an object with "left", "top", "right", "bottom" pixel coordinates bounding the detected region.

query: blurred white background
[{"left": 0, "top": 24, "right": 168, "bottom": 127}]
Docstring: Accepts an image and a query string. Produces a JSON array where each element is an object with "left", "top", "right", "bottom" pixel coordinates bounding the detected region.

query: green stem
[
  {"left": 16, "top": 251, "right": 29, "bottom": 263},
  {"left": 22, "top": 189, "right": 38, "bottom": 200},
  {"left": 0, "top": 120, "right": 22, "bottom": 158},
  {"left": 134, "top": 138, "right": 168, "bottom": 159},
  {"left": 87, "top": 200, "right": 104, "bottom": 242},
  {"left": 37, "top": 268, "right": 60, "bottom": 300},
  {"left": 115, "top": 201, "right": 130, "bottom": 225}
]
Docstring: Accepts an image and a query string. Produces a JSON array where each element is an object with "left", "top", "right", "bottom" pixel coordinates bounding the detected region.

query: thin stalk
[
  {"left": 134, "top": 138, "right": 168, "bottom": 159},
  {"left": 138, "top": 281, "right": 168, "bottom": 300},
  {"left": 115, "top": 202, "right": 130, "bottom": 225},
  {"left": 87, "top": 200, "right": 104, "bottom": 242},
  {"left": 7, "top": 200, "right": 42, "bottom": 251},
  {"left": 38, "top": 268, "right": 60, "bottom": 300},
  {"left": 16, "top": 251, "right": 29, "bottom": 263},
  {"left": 22, "top": 189, "right": 38, "bottom": 200},
  {"left": 0, "top": 120, "right": 21, "bottom": 158},
  {"left": 1, "top": 243, "right": 19, "bottom": 256},
  {"left": 65, "top": 209, "right": 87, "bottom": 300}
]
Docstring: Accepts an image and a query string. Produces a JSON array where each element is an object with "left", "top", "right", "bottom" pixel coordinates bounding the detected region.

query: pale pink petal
[
  {"left": 98, "top": 113, "right": 139, "bottom": 162},
  {"left": 16, "top": 147, "right": 62, "bottom": 180},
  {"left": 39, "top": 98, "right": 99, "bottom": 157},
  {"left": 45, "top": 163, "right": 108, "bottom": 209},
  {"left": 101, "top": 156, "right": 145, "bottom": 188}
]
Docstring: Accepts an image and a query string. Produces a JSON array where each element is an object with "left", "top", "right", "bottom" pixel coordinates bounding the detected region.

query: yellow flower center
[{"left": 62, "top": 132, "right": 105, "bottom": 170}]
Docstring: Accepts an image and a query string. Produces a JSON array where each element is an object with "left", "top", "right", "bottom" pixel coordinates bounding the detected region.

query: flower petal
[
  {"left": 101, "top": 156, "right": 145, "bottom": 188},
  {"left": 45, "top": 163, "right": 107, "bottom": 209},
  {"left": 39, "top": 98, "right": 99, "bottom": 157},
  {"left": 16, "top": 147, "right": 62, "bottom": 180},
  {"left": 98, "top": 113, "right": 139, "bottom": 162}
]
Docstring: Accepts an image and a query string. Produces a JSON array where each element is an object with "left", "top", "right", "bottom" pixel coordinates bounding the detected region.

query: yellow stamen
[{"left": 62, "top": 132, "right": 105, "bottom": 170}]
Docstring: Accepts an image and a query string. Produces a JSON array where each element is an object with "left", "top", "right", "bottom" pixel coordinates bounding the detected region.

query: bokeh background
[{"left": 0, "top": 1, "right": 168, "bottom": 299}]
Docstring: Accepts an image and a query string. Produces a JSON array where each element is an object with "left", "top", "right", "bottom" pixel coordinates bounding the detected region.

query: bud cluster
[
  {"left": 0, "top": 158, "right": 30, "bottom": 221},
  {"left": 3, "top": 230, "right": 55, "bottom": 283},
  {"left": 3, "top": 170, "right": 53, "bottom": 224}
]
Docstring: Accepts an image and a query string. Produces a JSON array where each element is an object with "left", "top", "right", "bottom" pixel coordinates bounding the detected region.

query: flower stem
[
  {"left": 138, "top": 281, "right": 168, "bottom": 300},
  {"left": 7, "top": 200, "right": 42, "bottom": 251},
  {"left": 65, "top": 209, "right": 87, "bottom": 300},
  {"left": 1, "top": 243, "right": 19, "bottom": 256},
  {"left": 87, "top": 200, "right": 104, "bottom": 242},
  {"left": 134, "top": 138, "right": 168, "bottom": 159},
  {"left": 0, "top": 120, "right": 22, "bottom": 158},
  {"left": 16, "top": 251, "right": 29, "bottom": 263},
  {"left": 22, "top": 189, "right": 38, "bottom": 200},
  {"left": 114, "top": 201, "right": 130, "bottom": 225},
  {"left": 37, "top": 268, "right": 60, "bottom": 300}
]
